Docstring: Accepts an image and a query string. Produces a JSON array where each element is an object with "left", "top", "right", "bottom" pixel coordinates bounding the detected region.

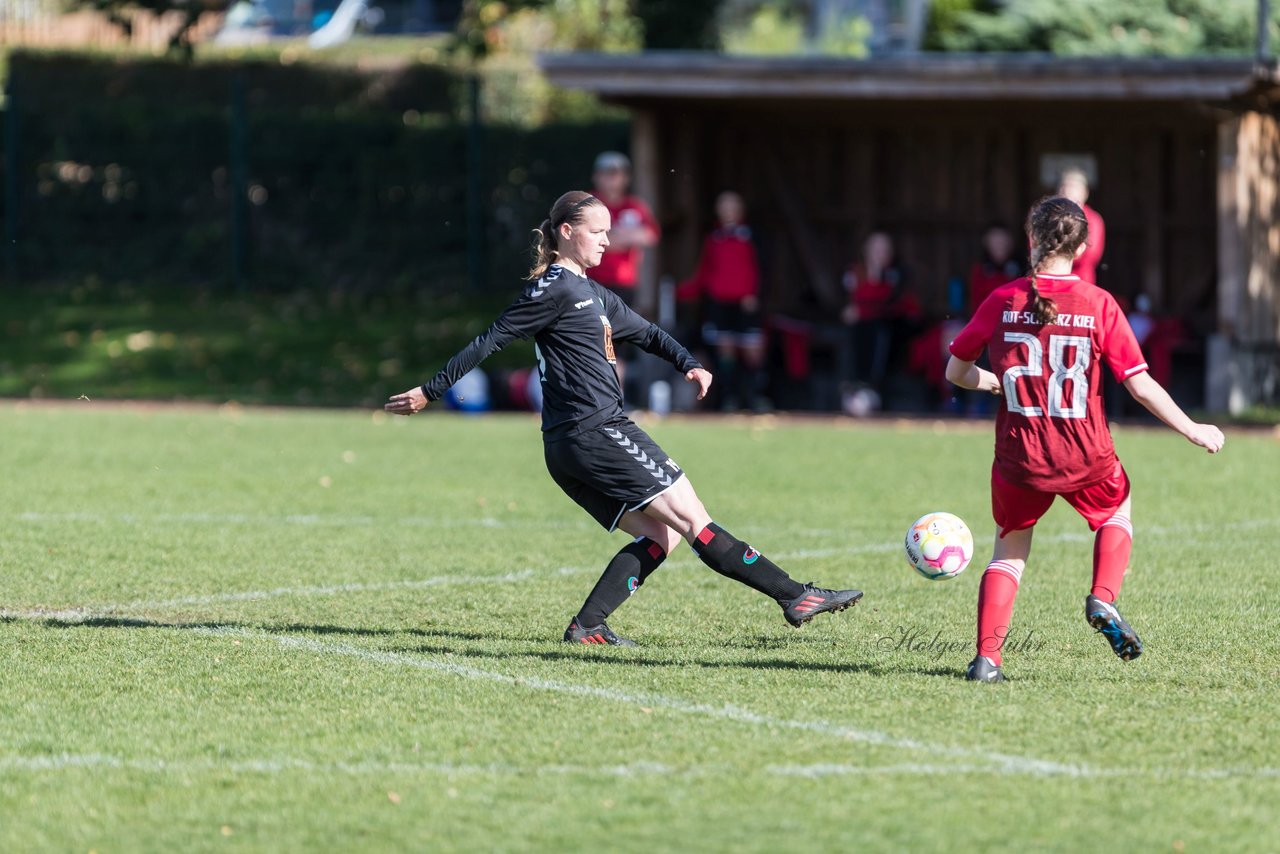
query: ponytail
[
  {"left": 1024, "top": 196, "right": 1088, "bottom": 326},
  {"left": 525, "top": 190, "right": 603, "bottom": 281},
  {"left": 527, "top": 218, "right": 559, "bottom": 281},
  {"left": 1026, "top": 247, "right": 1059, "bottom": 327}
]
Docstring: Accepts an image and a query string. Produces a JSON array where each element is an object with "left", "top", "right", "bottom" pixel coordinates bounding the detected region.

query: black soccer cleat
[
  {"left": 563, "top": 618, "right": 637, "bottom": 647},
  {"left": 781, "top": 583, "right": 863, "bottom": 628},
  {"left": 1084, "top": 594, "right": 1143, "bottom": 661},
  {"left": 965, "top": 655, "right": 1005, "bottom": 683}
]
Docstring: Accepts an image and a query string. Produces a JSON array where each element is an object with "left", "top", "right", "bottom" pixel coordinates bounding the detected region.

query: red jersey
[
  {"left": 949, "top": 273, "right": 1148, "bottom": 492},
  {"left": 594, "top": 195, "right": 659, "bottom": 289},
  {"left": 1072, "top": 203, "right": 1106, "bottom": 284},
  {"left": 843, "top": 263, "right": 921, "bottom": 321},
  {"left": 968, "top": 258, "right": 1024, "bottom": 315},
  {"left": 677, "top": 224, "right": 759, "bottom": 304}
]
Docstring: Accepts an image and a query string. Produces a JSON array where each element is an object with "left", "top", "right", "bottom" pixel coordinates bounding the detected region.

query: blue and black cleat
[{"left": 1085, "top": 594, "right": 1143, "bottom": 661}]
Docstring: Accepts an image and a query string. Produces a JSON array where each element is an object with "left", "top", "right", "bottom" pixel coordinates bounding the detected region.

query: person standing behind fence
[
  {"left": 677, "top": 192, "right": 769, "bottom": 412},
  {"left": 1058, "top": 168, "right": 1105, "bottom": 285}
]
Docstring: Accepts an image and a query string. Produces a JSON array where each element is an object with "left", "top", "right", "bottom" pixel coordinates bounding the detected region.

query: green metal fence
[{"left": 0, "top": 52, "right": 628, "bottom": 292}]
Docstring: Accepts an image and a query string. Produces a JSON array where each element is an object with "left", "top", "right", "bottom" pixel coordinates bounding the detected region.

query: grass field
[{"left": 2, "top": 403, "right": 1279, "bottom": 852}]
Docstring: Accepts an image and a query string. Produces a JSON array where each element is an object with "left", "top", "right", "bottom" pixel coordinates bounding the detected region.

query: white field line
[
  {"left": 3, "top": 606, "right": 1277, "bottom": 782},
  {"left": 155, "top": 627, "right": 1270, "bottom": 782},
  {"left": 0, "top": 753, "right": 675, "bottom": 778},
  {"left": 8, "top": 511, "right": 590, "bottom": 530},
  {"left": 1, "top": 514, "right": 1267, "bottom": 618},
  {"left": 200, "top": 627, "right": 1084, "bottom": 778},
  {"left": 0, "top": 567, "right": 573, "bottom": 620},
  {"left": 4, "top": 753, "right": 1272, "bottom": 781}
]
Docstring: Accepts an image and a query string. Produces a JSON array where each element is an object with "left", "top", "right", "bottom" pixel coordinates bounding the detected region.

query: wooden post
[
  {"left": 1242, "top": 111, "right": 1280, "bottom": 347},
  {"left": 1212, "top": 117, "right": 1244, "bottom": 413}
]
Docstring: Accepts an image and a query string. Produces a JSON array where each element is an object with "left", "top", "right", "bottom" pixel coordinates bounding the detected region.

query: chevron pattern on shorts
[{"left": 604, "top": 428, "right": 674, "bottom": 488}]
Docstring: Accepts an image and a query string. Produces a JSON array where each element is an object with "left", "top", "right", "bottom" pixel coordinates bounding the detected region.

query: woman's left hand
[
  {"left": 385, "top": 387, "right": 429, "bottom": 415},
  {"left": 685, "top": 368, "right": 713, "bottom": 401}
]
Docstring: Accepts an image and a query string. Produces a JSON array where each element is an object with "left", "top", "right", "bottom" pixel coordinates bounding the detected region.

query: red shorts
[{"left": 991, "top": 461, "right": 1130, "bottom": 536}]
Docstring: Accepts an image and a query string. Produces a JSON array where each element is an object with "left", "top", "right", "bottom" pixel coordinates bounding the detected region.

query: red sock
[
  {"left": 1091, "top": 514, "right": 1133, "bottom": 603},
  {"left": 976, "top": 561, "right": 1022, "bottom": 665}
]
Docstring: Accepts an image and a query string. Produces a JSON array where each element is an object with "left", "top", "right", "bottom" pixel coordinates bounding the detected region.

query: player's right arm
[
  {"left": 944, "top": 356, "right": 1002, "bottom": 395},
  {"left": 385, "top": 282, "right": 561, "bottom": 415},
  {"left": 945, "top": 291, "right": 1004, "bottom": 396},
  {"left": 1123, "top": 372, "right": 1224, "bottom": 453}
]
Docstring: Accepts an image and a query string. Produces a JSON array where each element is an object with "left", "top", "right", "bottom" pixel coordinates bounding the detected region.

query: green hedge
[{"left": 0, "top": 51, "right": 629, "bottom": 291}]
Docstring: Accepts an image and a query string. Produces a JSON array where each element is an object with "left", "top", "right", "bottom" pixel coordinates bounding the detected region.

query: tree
[
  {"left": 719, "top": 0, "right": 872, "bottom": 56},
  {"left": 455, "top": 0, "right": 643, "bottom": 57},
  {"left": 928, "top": 0, "right": 1278, "bottom": 56},
  {"left": 63, "top": 0, "right": 229, "bottom": 57}
]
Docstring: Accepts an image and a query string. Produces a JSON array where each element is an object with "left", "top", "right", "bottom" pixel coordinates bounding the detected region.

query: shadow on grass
[{"left": 8, "top": 614, "right": 964, "bottom": 678}]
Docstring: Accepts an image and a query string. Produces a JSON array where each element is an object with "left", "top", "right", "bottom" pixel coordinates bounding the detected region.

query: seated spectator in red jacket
[
  {"left": 968, "top": 223, "right": 1024, "bottom": 313},
  {"left": 678, "top": 191, "right": 768, "bottom": 411},
  {"left": 840, "top": 231, "right": 921, "bottom": 403}
]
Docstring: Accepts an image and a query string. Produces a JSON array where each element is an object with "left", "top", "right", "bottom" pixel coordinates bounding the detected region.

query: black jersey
[{"left": 422, "top": 265, "right": 702, "bottom": 440}]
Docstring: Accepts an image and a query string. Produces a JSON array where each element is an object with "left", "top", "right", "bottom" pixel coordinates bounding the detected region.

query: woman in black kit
[{"left": 386, "top": 191, "right": 862, "bottom": 645}]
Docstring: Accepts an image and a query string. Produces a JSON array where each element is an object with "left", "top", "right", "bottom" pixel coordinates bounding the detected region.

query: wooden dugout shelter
[{"left": 541, "top": 52, "right": 1280, "bottom": 413}]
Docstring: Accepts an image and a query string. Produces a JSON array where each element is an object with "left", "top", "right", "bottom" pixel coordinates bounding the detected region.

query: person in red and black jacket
[
  {"left": 968, "top": 223, "right": 1025, "bottom": 314},
  {"left": 841, "top": 231, "right": 922, "bottom": 402},
  {"left": 678, "top": 192, "right": 769, "bottom": 411},
  {"left": 591, "top": 151, "right": 659, "bottom": 309}
]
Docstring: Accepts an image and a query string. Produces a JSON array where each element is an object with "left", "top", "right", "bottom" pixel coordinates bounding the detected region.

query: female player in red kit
[{"left": 945, "top": 196, "right": 1224, "bottom": 682}]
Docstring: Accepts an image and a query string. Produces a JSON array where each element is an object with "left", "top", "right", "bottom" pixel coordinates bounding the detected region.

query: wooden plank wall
[
  {"left": 648, "top": 99, "right": 1220, "bottom": 326},
  {"left": 1237, "top": 110, "right": 1280, "bottom": 345}
]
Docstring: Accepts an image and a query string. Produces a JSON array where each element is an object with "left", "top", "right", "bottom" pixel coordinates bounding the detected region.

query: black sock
[
  {"left": 575, "top": 537, "right": 668, "bottom": 626},
  {"left": 690, "top": 522, "right": 804, "bottom": 603}
]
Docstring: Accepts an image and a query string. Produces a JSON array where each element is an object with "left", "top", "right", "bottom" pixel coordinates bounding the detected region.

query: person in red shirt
[
  {"left": 677, "top": 191, "right": 768, "bottom": 411},
  {"left": 592, "top": 151, "right": 659, "bottom": 403},
  {"left": 968, "top": 223, "right": 1024, "bottom": 314},
  {"left": 1058, "top": 168, "right": 1105, "bottom": 285},
  {"left": 946, "top": 196, "right": 1224, "bottom": 683},
  {"left": 841, "top": 231, "right": 921, "bottom": 408},
  {"left": 591, "top": 151, "right": 659, "bottom": 309}
]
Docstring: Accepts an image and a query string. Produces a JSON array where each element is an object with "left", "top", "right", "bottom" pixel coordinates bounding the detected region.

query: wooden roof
[{"left": 540, "top": 52, "right": 1280, "bottom": 104}]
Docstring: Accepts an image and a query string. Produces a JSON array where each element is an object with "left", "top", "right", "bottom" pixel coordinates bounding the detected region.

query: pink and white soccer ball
[{"left": 904, "top": 512, "right": 974, "bottom": 580}]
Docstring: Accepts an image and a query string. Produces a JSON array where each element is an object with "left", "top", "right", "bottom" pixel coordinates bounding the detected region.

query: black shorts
[
  {"left": 703, "top": 301, "right": 763, "bottom": 346},
  {"left": 544, "top": 418, "right": 684, "bottom": 531}
]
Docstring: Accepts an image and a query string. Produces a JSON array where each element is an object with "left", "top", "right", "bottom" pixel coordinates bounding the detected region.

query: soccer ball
[{"left": 904, "top": 512, "right": 974, "bottom": 580}]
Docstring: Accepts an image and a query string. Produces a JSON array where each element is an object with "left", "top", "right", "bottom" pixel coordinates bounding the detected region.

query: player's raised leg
[
  {"left": 564, "top": 514, "right": 681, "bottom": 646},
  {"left": 1084, "top": 494, "right": 1142, "bottom": 660},
  {"left": 642, "top": 477, "right": 862, "bottom": 627},
  {"left": 968, "top": 525, "right": 1033, "bottom": 683}
]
